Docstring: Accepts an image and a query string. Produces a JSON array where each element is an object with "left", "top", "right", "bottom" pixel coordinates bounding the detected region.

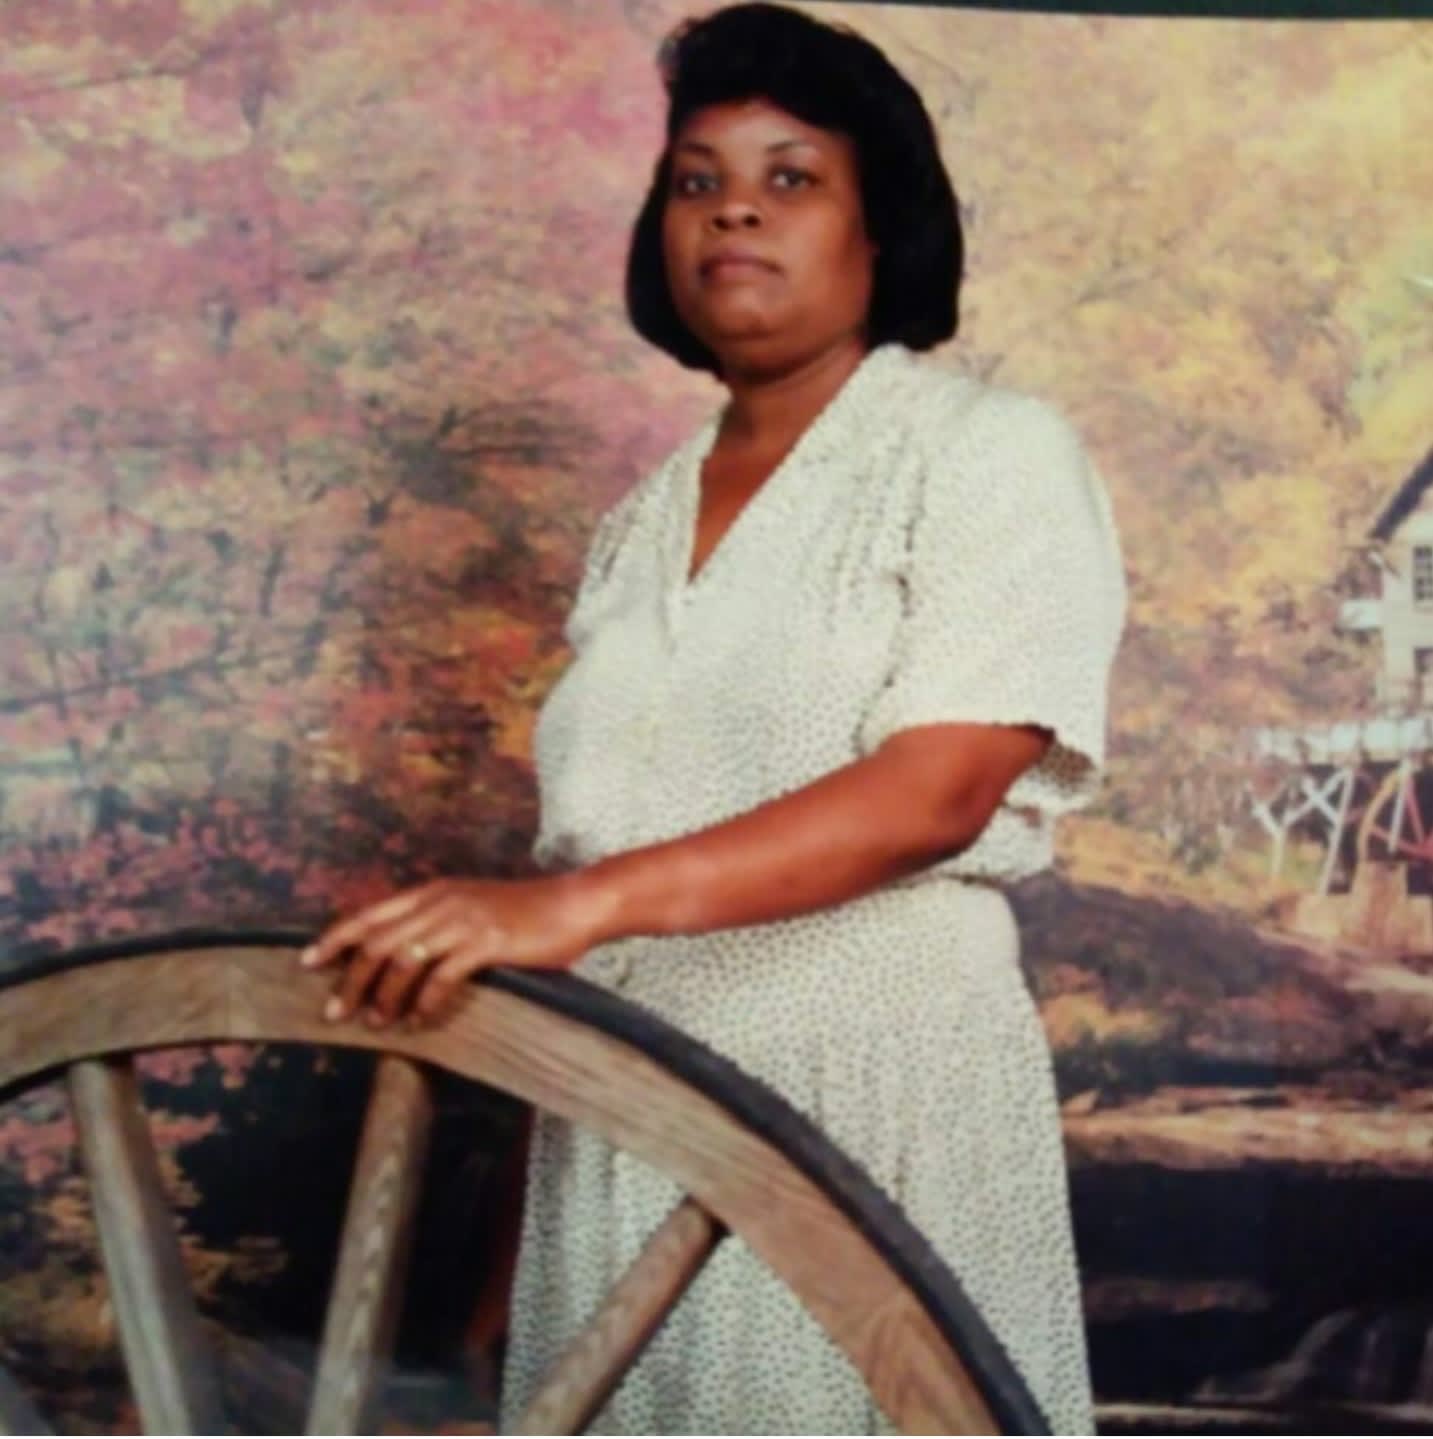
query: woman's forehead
[{"left": 672, "top": 98, "right": 847, "bottom": 156}]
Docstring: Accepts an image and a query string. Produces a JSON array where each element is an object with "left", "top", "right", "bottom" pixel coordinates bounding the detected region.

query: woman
[{"left": 301, "top": 4, "right": 1125, "bottom": 1433}]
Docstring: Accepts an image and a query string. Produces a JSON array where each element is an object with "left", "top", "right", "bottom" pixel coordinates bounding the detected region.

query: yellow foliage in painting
[
  {"left": 1219, "top": 474, "right": 1341, "bottom": 613},
  {"left": 1360, "top": 355, "right": 1433, "bottom": 460}
]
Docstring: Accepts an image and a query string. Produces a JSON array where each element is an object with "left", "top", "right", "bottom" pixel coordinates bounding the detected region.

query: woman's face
[{"left": 660, "top": 97, "right": 877, "bottom": 377}]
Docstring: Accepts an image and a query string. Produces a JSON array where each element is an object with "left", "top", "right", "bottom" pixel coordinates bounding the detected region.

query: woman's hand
[{"left": 299, "top": 872, "right": 611, "bottom": 1029}]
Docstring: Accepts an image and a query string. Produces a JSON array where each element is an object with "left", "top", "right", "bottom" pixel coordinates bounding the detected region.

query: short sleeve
[{"left": 854, "top": 393, "right": 1126, "bottom": 818}]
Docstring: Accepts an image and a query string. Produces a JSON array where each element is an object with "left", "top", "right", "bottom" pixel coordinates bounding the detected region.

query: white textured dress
[{"left": 499, "top": 342, "right": 1126, "bottom": 1436}]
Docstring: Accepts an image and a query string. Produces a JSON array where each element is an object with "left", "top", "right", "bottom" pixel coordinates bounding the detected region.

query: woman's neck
[{"left": 715, "top": 336, "right": 870, "bottom": 455}]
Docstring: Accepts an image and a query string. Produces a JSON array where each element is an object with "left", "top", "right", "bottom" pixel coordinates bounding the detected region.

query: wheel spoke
[
  {"left": 1407, "top": 777, "right": 1428, "bottom": 844},
  {"left": 306, "top": 1055, "right": 434, "bottom": 1436},
  {"left": 512, "top": 1196, "right": 725, "bottom": 1435},
  {"left": 66, "top": 1057, "right": 225, "bottom": 1435}
]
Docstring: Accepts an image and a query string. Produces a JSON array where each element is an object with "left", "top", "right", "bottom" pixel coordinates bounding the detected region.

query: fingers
[
  {"left": 363, "top": 940, "right": 437, "bottom": 1025},
  {"left": 328, "top": 914, "right": 447, "bottom": 1024},
  {"left": 300, "top": 886, "right": 433, "bottom": 971},
  {"left": 367, "top": 914, "right": 490, "bottom": 1025},
  {"left": 304, "top": 885, "right": 496, "bottom": 1027},
  {"left": 411, "top": 947, "right": 488, "bottom": 1026},
  {"left": 299, "top": 876, "right": 576, "bottom": 1031}
]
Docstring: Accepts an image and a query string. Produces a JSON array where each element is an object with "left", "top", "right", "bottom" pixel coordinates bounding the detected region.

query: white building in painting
[
  {"left": 1244, "top": 447, "right": 1433, "bottom": 951},
  {"left": 1338, "top": 448, "right": 1433, "bottom": 711}
]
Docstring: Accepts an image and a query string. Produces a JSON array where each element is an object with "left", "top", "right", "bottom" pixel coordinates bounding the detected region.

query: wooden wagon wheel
[
  {"left": 1356, "top": 763, "right": 1433, "bottom": 868},
  {"left": 0, "top": 932, "right": 1049, "bottom": 1436}
]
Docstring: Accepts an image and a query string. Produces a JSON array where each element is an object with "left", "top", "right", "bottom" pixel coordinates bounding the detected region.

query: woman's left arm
[{"left": 302, "top": 720, "right": 1048, "bottom": 1027}]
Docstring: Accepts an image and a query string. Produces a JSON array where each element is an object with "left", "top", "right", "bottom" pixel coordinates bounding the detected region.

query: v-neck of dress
[
  {"left": 671, "top": 342, "right": 907, "bottom": 606},
  {"left": 682, "top": 445, "right": 788, "bottom": 588}
]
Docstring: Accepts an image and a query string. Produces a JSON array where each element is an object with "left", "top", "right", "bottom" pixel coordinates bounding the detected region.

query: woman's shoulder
[
  {"left": 885, "top": 351, "right": 1099, "bottom": 512},
  {"left": 891, "top": 351, "right": 1121, "bottom": 573},
  {"left": 892, "top": 348, "right": 1085, "bottom": 460}
]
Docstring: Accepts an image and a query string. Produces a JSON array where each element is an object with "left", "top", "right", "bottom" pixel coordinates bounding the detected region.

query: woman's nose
[{"left": 710, "top": 198, "right": 762, "bottom": 230}]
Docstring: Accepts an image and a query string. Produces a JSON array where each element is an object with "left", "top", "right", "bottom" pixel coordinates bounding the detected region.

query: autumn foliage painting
[{"left": 1, "top": 0, "right": 1431, "bottom": 1431}]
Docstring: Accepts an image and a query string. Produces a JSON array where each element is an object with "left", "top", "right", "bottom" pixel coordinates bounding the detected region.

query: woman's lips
[{"left": 701, "top": 256, "right": 778, "bottom": 281}]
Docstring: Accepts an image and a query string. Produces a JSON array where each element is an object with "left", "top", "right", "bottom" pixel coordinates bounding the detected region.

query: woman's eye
[
  {"left": 672, "top": 172, "right": 714, "bottom": 196},
  {"left": 670, "top": 168, "right": 814, "bottom": 197}
]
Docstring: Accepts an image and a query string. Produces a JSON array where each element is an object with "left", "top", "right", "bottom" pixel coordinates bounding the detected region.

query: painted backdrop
[{"left": 2, "top": 0, "right": 1432, "bottom": 1431}]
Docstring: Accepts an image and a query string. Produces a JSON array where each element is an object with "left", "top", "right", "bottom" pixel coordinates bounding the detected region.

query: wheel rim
[{"left": 0, "top": 933, "right": 1049, "bottom": 1436}]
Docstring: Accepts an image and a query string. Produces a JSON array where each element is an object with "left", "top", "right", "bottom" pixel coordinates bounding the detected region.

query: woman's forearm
[
  {"left": 566, "top": 724, "right": 1047, "bottom": 946},
  {"left": 300, "top": 724, "right": 1048, "bottom": 1025}
]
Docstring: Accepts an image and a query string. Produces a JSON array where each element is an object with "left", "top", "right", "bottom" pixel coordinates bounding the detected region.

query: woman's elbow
[{"left": 873, "top": 723, "right": 1051, "bottom": 859}]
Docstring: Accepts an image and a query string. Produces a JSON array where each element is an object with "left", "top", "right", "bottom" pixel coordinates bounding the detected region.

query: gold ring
[{"left": 405, "top": 941, "right": 430, "bottom": 965}]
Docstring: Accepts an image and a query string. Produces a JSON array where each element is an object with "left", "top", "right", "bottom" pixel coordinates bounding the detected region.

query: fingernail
[
  {"left": 299, "top": 947, "right": 318, "bottom": 968},
  {"left": 364, "top": 1008, "right": 386, "bottom": 1029},
  {"left": 323, "top": 996, "right": 346, "bottom": 1023}
]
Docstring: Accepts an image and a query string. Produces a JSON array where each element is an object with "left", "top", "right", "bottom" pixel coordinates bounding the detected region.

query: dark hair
[{"left": 624, "top": 1, "right": 963, "bottom": 375}]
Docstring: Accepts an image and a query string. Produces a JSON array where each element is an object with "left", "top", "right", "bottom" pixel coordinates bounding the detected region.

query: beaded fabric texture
[{"left": 499, "top": 342, "right": 1126, "bottom": 1435}]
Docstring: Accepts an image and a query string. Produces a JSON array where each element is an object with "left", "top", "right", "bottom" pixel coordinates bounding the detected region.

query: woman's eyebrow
[{"left": 674, "top": 137, "right": 821, "bottom": 156}]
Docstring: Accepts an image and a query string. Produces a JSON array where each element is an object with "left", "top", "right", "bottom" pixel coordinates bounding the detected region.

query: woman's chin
[
  {"left": 693, "top": 315, "right": 795, "bottom": 366},
  {"left": 687, "top": 293, "right": 786, "bottom": 337}
]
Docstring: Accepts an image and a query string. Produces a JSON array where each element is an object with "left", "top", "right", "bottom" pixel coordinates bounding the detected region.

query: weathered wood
[
  {"left": 2, "top": 948, "right": 1008, "bottom": 1434},
  {"left": 513, "top": 1197, "right": 724, "bottom": 1434},
  {"left": 307, "top": 1055, "right": 434, "bottom": 1436},
  {"left": 66, "top": 1057, "right": 225, "bottom": 1435},
  {"left": 0, "top": 1360, "right": 51, "bottom": 1436}
]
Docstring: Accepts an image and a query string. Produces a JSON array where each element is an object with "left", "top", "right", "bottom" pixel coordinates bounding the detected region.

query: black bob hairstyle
[{"left": 624, "top": 2, "right": 963, "bottom": 376}]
